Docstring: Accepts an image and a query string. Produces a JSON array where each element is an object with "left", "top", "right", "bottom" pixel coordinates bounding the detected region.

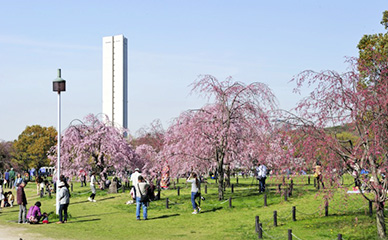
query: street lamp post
[{"left": 53, "top": 69, "right": 66, "bottom": 215}]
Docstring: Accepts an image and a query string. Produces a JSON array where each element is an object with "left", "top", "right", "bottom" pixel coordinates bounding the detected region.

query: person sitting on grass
[
  {"left": 7, "top": 191, "right": 14, "bottom": 207},
  {"left": 27, "top": 201, "right": 42, "bottom": 224}
]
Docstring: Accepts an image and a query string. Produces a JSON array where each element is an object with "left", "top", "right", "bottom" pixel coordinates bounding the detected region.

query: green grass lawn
[{"left": 0, "top": 175, "right": 384, "bottom": 240}]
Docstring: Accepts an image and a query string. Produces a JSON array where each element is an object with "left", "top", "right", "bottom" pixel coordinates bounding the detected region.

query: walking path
[{"left": 0, "top": 224, "right": 55, "bottom": 240}]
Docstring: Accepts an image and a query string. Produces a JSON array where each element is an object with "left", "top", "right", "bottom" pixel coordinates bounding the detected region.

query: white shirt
[
  {"left": 130, "top": 171, "right": 141, "bottom": 187},
  {"left": 90, "top": 175, "right": 96, "bottom": 186},
  {"left": 257, "top": 165, "right": 267, "bottom": 178}
]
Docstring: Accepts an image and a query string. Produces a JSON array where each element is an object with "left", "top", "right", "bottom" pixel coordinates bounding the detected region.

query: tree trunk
[
  {"left": 217, "top": 159, "right": 224, "bottom": 200},
  {"left": 225, "top": 166, "right": 231, "bottom": 187},
  {"left": 376, "top": 201, "right": 386, "bottom": 239}
]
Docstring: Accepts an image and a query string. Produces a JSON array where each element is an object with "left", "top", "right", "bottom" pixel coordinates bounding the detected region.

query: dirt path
[{"left": 0, "top": 224, "right": 54, "bottom": 240}]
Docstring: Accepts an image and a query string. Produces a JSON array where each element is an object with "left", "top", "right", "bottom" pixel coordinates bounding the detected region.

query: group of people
[{"left": 4, "top": 163, "right": 313, "bottom": 223}]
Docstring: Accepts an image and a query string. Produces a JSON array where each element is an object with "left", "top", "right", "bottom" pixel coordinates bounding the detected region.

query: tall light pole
[{"left": 53, "top": 69, "right": 66, "bottom": 215}]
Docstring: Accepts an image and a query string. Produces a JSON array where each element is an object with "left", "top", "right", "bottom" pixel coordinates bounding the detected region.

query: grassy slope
[{"left": 0, "top": 175, "right": 382, "bottom": 240}]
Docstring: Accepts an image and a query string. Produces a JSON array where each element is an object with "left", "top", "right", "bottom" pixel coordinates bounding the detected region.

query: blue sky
[{"left": 0, "top": 1, "right": 387, "bottom": 141}]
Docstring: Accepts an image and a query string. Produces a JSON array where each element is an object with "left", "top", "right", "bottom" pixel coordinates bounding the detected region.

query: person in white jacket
[{"left": 57, "top": 181, "right": 70, "bottom": 224}]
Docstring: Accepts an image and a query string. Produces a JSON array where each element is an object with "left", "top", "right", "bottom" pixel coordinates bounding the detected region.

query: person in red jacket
[{"left": 17, "top": 181, "right": 27, "bottom": 223}]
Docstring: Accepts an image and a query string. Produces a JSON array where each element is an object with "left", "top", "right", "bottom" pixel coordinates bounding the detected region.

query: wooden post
[
  {"left": 71, "top": 183, "right": 73, "bottom": 192},
  {"left": 338, "top": 234, "right": 342, "bottom": 240},
  {"left": 308, "top": 176, "right": 310, "bottom": 185},
  {"left": 231, "top": 184, "right": 234, "bottom": 193},
  {"left": 255, "top": 216, "right": 259, "bottom": 233},
  {"left": 258, "top": 223, "right": 263, "bottom": 239},
  {"left": 273, "top": 211, "right": 277, "bottom": 227},
  {"left": 284, "top": 189, "right": 288, "bottom": 201},
  {"left": 288, "top": 229, "right": 292, "bottom": 240},
  {"left": 325, "top": 200, "right": 329, "bottom": 216},
  {"left": 176, "top": 177, "right": 179, "bottom": 184},
  {"left": 177, "top": 186, "right": 180, "bottom": 196},
  {"left": 229, "top": 197, "right": 232, "bottom": 208},
  {"left": 264, "top": 194, "right": 267, "bottom": 207},
  {"left": 236, "top": 176, "right": 239, "bottom": 184},
  {"left": 369, "top": 201, "right": 373, "bottom": 217},
  {"left": 292, "top": 206, "right": 296, "bottom": 221},
  {"left": 166, "top": 198, "right": 169, "bottom": 209},
  {"left": 205, "top": 184, "right": 207, "bottom": 194}
]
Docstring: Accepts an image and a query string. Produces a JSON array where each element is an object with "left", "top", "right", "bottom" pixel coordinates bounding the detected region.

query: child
[
  {"left": 7, "top": 191, "right": 14, "bottom": 207},
  {"left": 41, "top": 212, "right": 49, "bottom": 224},
  {"left": 27, "top": 201, "right": 42, "bottom": 224},
  {"left": 40, "top": 179, "right": 45, "bottom": 197}
]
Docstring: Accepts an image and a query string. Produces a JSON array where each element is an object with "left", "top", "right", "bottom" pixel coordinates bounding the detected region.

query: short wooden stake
[
  {"left": 284, "top": 189, "right": 288, "bottom": 201},
  {"left": 273, "top": 211, "right": 277, "bottom": 227},
  {"left": 166, "top": 197, "right": 169, "bottom": 209},
  {"left": 236, "top": 176, "right": 239, "bottom": 184},
  {"left": 288, "top": 229, "right": 292, "bottom": 240},
  {"left": 255, "top": 216, "right": 259, "bottom": 233},
  {"left": 71, "top": 183, "right": 73, "bottom": 192},
  {"left": 308, "top": 176, "right": 310, "bottom": 185},
  {"left": 205, "top": 184, "right": 207, "bottom": 194},
  {"left": 229, "top": 197, "right": 232, "bottom": 208},
  {"left": 264, "top": 194, "right": 267, "bottom": 207},
  {"left": 177, "top": 186, "right": 180, "bottom": 196},
  {"left": 325, "top": 201, "right": 329, "bottom": 216},
  {"left": 258, "top": 223, "right": 263, "bottom": 239},
  {"left": 369, "top": 201, "right": 373, "bottom": 217},
  {"left": 231, "top": 184, "right": 234, "bottom": 193},
  {"left": 292, "top": 206, "right": 296, "bottom": 221}
]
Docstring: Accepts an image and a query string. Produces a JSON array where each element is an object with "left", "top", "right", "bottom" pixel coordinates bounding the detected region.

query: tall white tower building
[{"left": 102, "top": 34, "right": 128, "bottom": 129}]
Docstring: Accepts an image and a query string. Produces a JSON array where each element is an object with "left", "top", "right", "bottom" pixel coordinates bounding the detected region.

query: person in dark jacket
[{"left": 17, "top": 180, "right": 27, "bottom": 223}]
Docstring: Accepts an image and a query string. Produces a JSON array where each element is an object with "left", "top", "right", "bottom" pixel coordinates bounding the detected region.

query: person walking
[
  {"left": 14, "top": 173, "right": 23, "bottom": 189},
  {"left": 88, "top": 172, "right": 97, "bottom": 202},
  {"left": 257, "top": 164, "right": 268, "bottom": 193},
  {"left": 314, "top": 161, "right": 325, "bottom": 190},
  {"left": 186, "top": 172, "right": 200, "bottom": 214},
  {"left": 4, "top": 170, "right": 9, "bottom": 189},
  {"left": 17, "top": 180, "right": 27, "bottom": 223},
  {"left": 135, "top": 175, "right": 149, "bottom": 220},
  {"left": 57, "top": 181, "right": 70, "bottom": 224},
  {"left": 9, "top": 168, "right": 15, "bottom": 189}
]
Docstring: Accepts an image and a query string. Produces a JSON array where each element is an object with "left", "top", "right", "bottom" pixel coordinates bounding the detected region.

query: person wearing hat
[
  {"left": 57, "top": 181, "right": 70, "bottom": 224},
  {"left": 130, "top": 168, "right": 141, "bottom": 188},
  {"left": 17, "top": 180, "right": 27, "bottom": 223}
]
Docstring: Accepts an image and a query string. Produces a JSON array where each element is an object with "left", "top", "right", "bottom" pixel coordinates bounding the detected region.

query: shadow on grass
[
  {"left": 71, "top": 196, "right": 116, "bottom": 205},
  {"left": 201, "top": 207, "right": 223, "bottom": 213},
  {"left": 149, "top": 213, "right": 180, "bottom": 220},
  {"left": 76, "top": 211, "right": 122, "bottom": 219},
  {"left": 65, "top": 218, "right": 101, "bottom": 223},
  {"left": 1, "top": 209, "right": 19, "bottom": 214}
]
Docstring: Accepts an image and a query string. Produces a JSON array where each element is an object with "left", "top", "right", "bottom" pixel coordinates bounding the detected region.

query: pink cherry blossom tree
[
  {"left": 161, "top": 75, "right": 277, "bottom": 200},
  {"left": 288, "top": 56, "right": 388, "bottom": 238},
  {"left": 49, "top": 114, "right": 143, "bottom": 180}
]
